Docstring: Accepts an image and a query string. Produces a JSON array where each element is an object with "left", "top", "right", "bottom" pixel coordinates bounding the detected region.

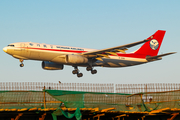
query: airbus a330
[{"left": 3, "top": 30, "right": 176, "bottom": 77}]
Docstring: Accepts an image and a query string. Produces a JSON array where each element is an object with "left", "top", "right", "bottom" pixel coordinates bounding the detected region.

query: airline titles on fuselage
[{"left": 28, "top": 42, "right": 84, "bottom": 51}]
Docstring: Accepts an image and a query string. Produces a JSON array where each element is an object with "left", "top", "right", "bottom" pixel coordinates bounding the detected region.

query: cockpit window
[
  {"left": 29, "top": 43, "right": 33, "bottom": 46},
  {"left": 8, "top": 45, "right": 14, "bottom": 47}
]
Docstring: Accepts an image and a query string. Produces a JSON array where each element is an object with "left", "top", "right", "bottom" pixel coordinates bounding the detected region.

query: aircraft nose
[{"left": 3, "top": 47, "right": 7, "bottom": 53}]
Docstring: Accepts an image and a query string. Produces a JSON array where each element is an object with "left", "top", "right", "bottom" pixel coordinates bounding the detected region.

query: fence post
[
  {"left": 43, "top": 86, "right": 46, "bottom": 109},
  {"left": 146, "top": 84, "right": 147, "bottom": 102}
]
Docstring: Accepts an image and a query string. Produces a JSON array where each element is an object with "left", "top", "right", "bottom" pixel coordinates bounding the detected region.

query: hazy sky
[{"left": 0, "top": 0, "right": 179, "bottom": 84}]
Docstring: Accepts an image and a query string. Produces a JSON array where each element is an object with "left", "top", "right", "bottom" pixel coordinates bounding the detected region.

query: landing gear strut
[
  {"left": 72, "top": 66, "right": 83, "bottom": 78},
  {"left": 86, "top": 66, "right": 97, "bottom": 74},
  {"left": 19, "top": 59, "right": 24, "bottom": 67}
]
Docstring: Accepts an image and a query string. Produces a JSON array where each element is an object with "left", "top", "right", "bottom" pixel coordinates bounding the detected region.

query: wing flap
[{"left": 95, "top": 57, "right": 103, "bottom": 61}]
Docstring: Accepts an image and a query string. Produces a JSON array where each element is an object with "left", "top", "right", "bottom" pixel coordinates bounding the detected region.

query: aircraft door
[
  {"left": 20, "top": 43, "right": 25, "bottom": 56},
  {"left": 20, "top": 43, "right": 25, "bottom": 50},
  {"left": 20, "top": 43, "right": 29, "bottom": 57}
]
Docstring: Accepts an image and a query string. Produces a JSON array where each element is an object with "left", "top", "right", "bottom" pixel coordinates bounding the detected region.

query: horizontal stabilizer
[{"left": 146, "top": 52, "right": 176, "bottom": 61}]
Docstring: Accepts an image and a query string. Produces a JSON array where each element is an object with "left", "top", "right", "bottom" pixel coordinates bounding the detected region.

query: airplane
[{"left": 3, "top": 30, "right": 176, "bottom": 77}]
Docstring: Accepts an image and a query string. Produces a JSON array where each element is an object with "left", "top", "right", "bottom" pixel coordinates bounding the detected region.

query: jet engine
[
  {"left": 66, "top": 55, "right": 88, "bottom": 64},
  {"left": 42, "top": 61, "right": 64, "bottom": 70}
]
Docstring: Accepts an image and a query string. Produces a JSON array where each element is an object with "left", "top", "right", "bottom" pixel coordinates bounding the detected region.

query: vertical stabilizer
[{"left": 134, "top": 30, "right": 166, "bottom": 56}]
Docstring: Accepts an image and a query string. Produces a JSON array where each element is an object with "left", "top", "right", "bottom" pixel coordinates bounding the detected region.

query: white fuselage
[{"left": 3, "top": 42, "right": 148, "bottom": 67}]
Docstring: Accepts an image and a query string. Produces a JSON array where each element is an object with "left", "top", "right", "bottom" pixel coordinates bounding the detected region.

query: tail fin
[{"left": 134, "top": 30, "right": 166, "bottom": 56}]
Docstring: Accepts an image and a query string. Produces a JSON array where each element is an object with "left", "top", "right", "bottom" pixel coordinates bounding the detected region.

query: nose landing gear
[
  {"left": 72, "top": 66, "right": 83, "bottom": 78},
  {"left": 19, "top": 59, "right": 24, "bottom": 67}
]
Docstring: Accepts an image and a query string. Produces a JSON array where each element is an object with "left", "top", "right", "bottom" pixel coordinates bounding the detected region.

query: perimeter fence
[
  {"left": 0, "top": 82, "right": 114, "bottom": 93},
  {"left": 0, "top": 82, "right": 180, "bottom": 113},
  {"left": 0, "top": 82, "right": 180, "bottom": 93},
  {"left": 116, "top": 83, "right": 180, "bottom": 94}
]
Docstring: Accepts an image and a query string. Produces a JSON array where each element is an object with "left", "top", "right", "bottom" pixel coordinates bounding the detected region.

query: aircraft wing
[
  {"left": 81, "top": 39, "right": 149, "bottom": 58},
  {"left": 146, "top": 52, "right": 176, "bottom": 61}
]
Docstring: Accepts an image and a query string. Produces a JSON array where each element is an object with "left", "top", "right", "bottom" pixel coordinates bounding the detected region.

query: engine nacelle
[
  {"left": 42, "top": 61, "right": 64, "bottom": 70},
  {"left": 66, "top": 55, "right": 88, "bottom": 64}
]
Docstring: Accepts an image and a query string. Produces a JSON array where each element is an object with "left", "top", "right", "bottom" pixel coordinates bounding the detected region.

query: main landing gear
[
  {"left": 72, "top": 66, "right": 83, "bottom": 78},
  {"left": 19, "top": 59, "right": 24, "bottom": 67},
  {"left": 86, "top": 66, "right": 97, "bottom": 74},
  {"left": 72, "top": 66, "right": 97, "bottom": 78}
]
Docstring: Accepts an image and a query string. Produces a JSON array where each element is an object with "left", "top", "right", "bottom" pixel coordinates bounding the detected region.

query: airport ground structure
[{"left": 0, "top": 83, "right": 180, "bottom": 120}]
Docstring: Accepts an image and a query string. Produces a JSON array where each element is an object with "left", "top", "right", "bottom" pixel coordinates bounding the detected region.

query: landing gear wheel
[
  {"left": 86, "top": 67, "right": 92, "bottom": 71},
  {"left": 20, "top": 63, "right": 24, "bottom": 67},
  {"left": 77, "top": 73, "right": 83, "bottom": 77},
  {"left": 72, "top": 70, "right": 78, "bottom": 74},
  {"left": 91, "top": 69, "right": 97, "bottom": 74},
  {"left": 72, "top": 66, "right": 83, "bottom": 77}
]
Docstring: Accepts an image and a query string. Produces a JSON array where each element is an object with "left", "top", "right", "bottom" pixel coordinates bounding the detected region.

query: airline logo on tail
[{"left": 150, "top": 39, "right": 159, "bottom": 50}]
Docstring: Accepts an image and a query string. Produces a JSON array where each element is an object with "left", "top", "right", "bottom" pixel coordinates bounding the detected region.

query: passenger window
[
  {"left": 37, "top": 44, "right": 40, "bottom": 47},
  {"left": 51, "top": 45, "right": 53, "bottom": 49},
  {"left": 44, "top": 45, "right": 47, "bottom": 48}
]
